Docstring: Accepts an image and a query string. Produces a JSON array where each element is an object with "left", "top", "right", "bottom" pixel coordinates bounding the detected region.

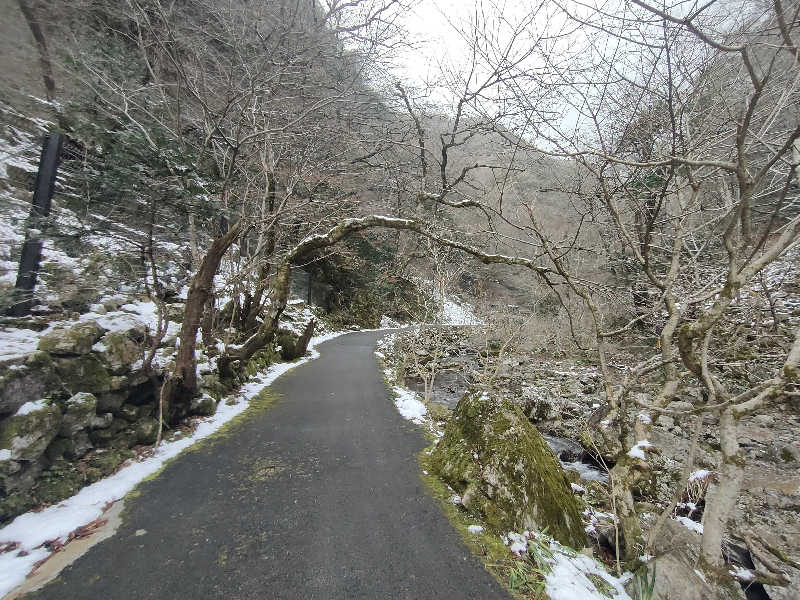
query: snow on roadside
[
  {"left": 504, "top": 530, "right": 632, "bottom": 600},
  {"left": 0, "top": 330, "right": 346, "bottom": 598},
  {"left": 393, "top": 386, "right": 427, "bottom": 424},
  {"left": 376, "top": 334, "right": 445, "bottom": 440},
  {"left": 545, "top": 542, "right": 632, "bottom": 600}
]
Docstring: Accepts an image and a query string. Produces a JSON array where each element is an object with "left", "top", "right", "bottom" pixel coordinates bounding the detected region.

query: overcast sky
[{"left": 395, "top": 0, "right": 469, "bottom": 85}]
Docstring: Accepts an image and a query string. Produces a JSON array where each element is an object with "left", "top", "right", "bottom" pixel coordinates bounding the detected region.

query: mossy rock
[
  {"left": 36, "top": 461, "right": 85, "bottom": 504},
  {"left": 165, "top": 303, "right": 185, "bottom": 323},
  {"left": 0, "top": 492, "right": 36, "bottom": 526},
  {"left": 190, "top": 394, "right": 217, "bottom": 417},
  {"left": 95, "top": 331, "right": 142, "bottom": 374},
  {"left": 85, "top": 448, "right": 133, "bottom": 482},
  {"left": 199, "top": 373, "right": 227, "bottom": 400},
  {"left": 37, "top": 321, "right": 106, "bottom": 356},
  {"left": 45, "top": 437, "right": 74, "bottom": 462},
  {"left": 96, "top": 391, "right": 125, "bottom": 414},
  {"left": 0, "top": 351, "right": 60, "bottom": 417},
  {"left": 276, "top": 329, "right": 301, "bottom": 361},
  {"left": 118, "top": 404, "right": 139, "bottom": 423},
  {"left": 90, "top": 412, "right": 114, "bottom": 430},
  {"left": 59, "top": 392, "right": 97, "bottom": 437},
  {"left": 431, "top": 388, "right": 585, "bottom": 547},
  {"left": 0, "top": 401, "right": 62, "bottom": 461},
  {"left": 88, "top": 417, "right": 131, "bottom": 447},
  {"left": 133, "top": 417, "right": 158, "bottom": 445},
  {"left": 426, "top": 401, "right": 452, "bottom": 422},
  {"left": 55, "top": 354, "right": 113, "bottom": 394}
]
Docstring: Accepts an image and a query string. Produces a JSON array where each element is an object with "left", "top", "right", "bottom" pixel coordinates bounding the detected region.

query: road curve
[{"left": 26, "top": 330, "right": 509, "bottom": 599}]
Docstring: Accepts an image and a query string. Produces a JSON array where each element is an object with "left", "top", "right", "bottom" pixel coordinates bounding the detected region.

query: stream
[{"left": 542, "top": 434, "right": 608, "bottom": 482}]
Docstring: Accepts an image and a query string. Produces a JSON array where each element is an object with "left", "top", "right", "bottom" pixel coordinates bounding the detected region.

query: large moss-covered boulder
[
  {"left": 431, "top": 388, "right": 585, "bottom": 547},
  {"left": 0, "top": 400, "right": 62, "bottom": 461},
  {"left": 37, "top": 321, "right": 106, "bottom": 355},
  {"left": 93, "top": 331, "right": 142, "bottom": 374},
  {"left": 0, "top": 351, "right": 60, "bottom": 417},
  {"left": 59, "top": 392, "right": 97, "bottom": 437}
]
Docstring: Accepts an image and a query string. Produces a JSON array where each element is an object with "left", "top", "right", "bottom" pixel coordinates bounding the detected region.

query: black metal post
[{"left": 9, "top": 132, "right": 63, "bottom": 316}]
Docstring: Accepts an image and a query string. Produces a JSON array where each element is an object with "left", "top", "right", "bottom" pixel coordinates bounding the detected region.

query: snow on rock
[
  {"left": 729, "top": 565, "right": 755, "bottom": 581},
  {"left": 689, "top": 469, "right": 711, "bottom": 482},
  {"left": 467, "top": 525, "right": 484, "bottom": 534},
  {"left": 0, "top": 330, "right": 348, "bottom": 598},
  {"left": 0, "top": 299, "right": 184, "bottom": 364},
  {"left": 626, "top": 440, "right": 653, "bottom": 460},
  {"left": 675, "top": 516, "right": 704, "bottom": 534},
  {"left": 14, "top": 400, "right": 47, "bottom": 416},
  {"left": 393, "top": 386, "right": 427, "bottom": 424}
]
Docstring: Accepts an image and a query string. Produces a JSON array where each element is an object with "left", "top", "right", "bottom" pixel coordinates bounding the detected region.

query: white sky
[{"left": 394, "top": 0, "right": 471, "bottom": 86}]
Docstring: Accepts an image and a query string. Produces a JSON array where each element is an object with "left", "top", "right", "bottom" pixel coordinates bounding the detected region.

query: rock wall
[{"left": 0, "top": 305, "right": 201, "bottom": 524}]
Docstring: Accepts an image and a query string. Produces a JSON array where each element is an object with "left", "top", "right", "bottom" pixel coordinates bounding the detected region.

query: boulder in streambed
[{"left": 431, "top": 387, "right": 585, "bottom": 547}]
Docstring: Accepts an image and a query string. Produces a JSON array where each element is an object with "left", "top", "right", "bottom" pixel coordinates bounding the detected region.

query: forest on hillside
[{"left": 0, "top": 1, "right": 798, "bottom": 599}]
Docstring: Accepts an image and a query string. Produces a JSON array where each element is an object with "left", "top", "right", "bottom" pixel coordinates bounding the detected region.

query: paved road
[{"left": 27, "top": 331, "right": 509, "bottom": 599}]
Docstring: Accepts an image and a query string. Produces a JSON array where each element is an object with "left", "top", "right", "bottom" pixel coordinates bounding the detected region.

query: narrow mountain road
[{"left": 26, "top": 331, "right": 509, "bottom": 599}]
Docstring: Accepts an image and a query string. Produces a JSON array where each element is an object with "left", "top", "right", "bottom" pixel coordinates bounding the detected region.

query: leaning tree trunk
[
  {"left": 165, "top": 223, "right": 241, "bottom": 419},
  {"left": 217, "top": 214, "right": 562, "bottom": 378},
  {"left": 700, "top": 406, "right": 744, "bottom": 572}
]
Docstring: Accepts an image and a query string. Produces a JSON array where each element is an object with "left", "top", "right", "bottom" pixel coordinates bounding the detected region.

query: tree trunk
[
  {"left": 243, "top": 263, "right": 270, "bottom": 332},
  {"left": 700, "top": 406, "right": 743, "bottom": 570},
  {"left": 201, "top": 292, "right": 215, "bottom": 348},
  {"left": 168, "top": 223, "right": 241, "bottom": 419}
]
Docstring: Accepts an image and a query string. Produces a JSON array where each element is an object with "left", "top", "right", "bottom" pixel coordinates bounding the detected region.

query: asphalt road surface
[{"left": 27, "top": 330, "right": 509, "bottom": 599}]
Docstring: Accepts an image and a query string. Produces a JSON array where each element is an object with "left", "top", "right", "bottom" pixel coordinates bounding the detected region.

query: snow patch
[
  {"left": 689, "top": 469, "right": 711, "bottom": 482},
  {"left": 503, "top": 531, "right": 529, "bottom": 555},
  {"left": 675, "top": 516, "right": 704, "bottom": 534},
  {"left": 694, "top": 569, "right": 707, "bottom": 583},
  {"left": 393, "top": 386, "right": 427, "bottom": 424},
  {"left": 545, "top": 543, "right": 632, "bottom": 600},
  {"left": 15, "top": 400, "right": 47, "bottom": 416},
  {"left": 0, "top": 328, "right": 40, "bottom": 362},
  {"left": 626, "top": 440, "right": 653, "bottom": 460},
  {"left": 441, "top": 299, "right": 481, "bottom": 325},
  {"left": 729, "top": 565, "right": 755, "bottom": 581},
  {"left": 467, "top": 525, "right": 484, "bottom": 534}
]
